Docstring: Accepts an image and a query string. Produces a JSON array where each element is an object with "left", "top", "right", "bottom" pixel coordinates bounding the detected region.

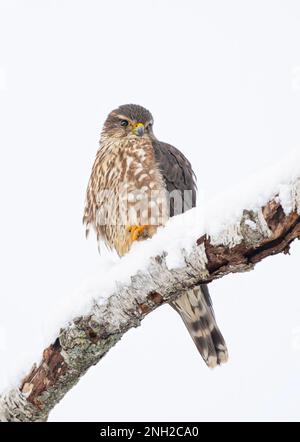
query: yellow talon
[{"left": 127, "top": 225, "right": 148, "bottom": 241}]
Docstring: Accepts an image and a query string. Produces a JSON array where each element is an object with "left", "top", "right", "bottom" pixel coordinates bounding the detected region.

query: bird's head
[{"left": 102, "top": 104, "right": 154, "bottom": 140}]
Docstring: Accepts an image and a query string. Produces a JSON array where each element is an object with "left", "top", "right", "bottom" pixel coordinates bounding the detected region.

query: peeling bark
[{"left": 0, "top": 188, "right": 300, "bottom": 422}]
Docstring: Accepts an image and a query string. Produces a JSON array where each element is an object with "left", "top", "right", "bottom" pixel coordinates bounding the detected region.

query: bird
[{"left": 83, "top": 104, "right": 228, "bottom": 368}]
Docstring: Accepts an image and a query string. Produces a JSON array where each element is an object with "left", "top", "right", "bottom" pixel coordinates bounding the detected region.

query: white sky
[{"left": 1, "top": 0, "right": 300, "bottom": 422}]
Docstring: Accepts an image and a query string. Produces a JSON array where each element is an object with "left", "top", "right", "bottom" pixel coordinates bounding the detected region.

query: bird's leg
[{"left": 127, "top": 225, "right": 150, "bottom": 241}]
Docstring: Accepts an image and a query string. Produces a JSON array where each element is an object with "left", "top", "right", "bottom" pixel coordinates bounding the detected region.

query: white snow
[
  {"left": 1, "top": 149, "right": 300, "bottom": 396},
  {"left": 203, "top": 149, "right": 300, "bottom": 241},
  {"left": 54, "top": 148, "right": 300, "bottom": 320}
]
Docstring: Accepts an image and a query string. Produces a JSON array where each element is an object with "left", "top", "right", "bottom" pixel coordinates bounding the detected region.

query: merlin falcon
[{"left": 84, "top": 104, "right": 228, "bottom": 368}]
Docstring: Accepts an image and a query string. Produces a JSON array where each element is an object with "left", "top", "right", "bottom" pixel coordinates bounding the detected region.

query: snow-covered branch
[{"left": 1, "top": 154, "right": 300, "bottom": 422}]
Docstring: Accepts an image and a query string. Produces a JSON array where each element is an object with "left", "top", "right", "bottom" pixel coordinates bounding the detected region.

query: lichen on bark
[{"left": 0, "top": 181, "right": 300, "bottom": 421}]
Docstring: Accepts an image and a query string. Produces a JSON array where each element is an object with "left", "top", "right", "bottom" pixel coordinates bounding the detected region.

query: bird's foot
[{"left": 127, "top": 225, "right": 149, "bottom": 241}]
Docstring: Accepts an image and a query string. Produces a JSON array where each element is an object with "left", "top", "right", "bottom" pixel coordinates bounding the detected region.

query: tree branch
[{"left": 1, "top": 179, "right": 300, "bottom": 421}]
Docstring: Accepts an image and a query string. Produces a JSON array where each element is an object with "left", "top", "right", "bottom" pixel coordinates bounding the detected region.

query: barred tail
[{"left": 170, "top": 285, "right": 228, "bottom": 368}]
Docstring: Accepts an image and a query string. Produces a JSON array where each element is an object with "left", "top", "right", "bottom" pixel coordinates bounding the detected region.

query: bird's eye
[
  {"left": 147, "top": 122, "right": 153, "bottom": 130},
  {"left": 120, "top": 119, "right": 128, "bottom": 127}
]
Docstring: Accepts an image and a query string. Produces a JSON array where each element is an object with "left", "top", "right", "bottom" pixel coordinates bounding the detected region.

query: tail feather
[{"left": 170, "top": 285, "right": 228, "bottom": 368}]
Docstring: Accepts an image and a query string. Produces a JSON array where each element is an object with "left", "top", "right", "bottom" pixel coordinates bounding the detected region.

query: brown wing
[
  {"left": 152, "top": 140, "right": 197, "bottom": 217},
  {"left": 152, "top": 141, "right": 227, "bottom": 367}
]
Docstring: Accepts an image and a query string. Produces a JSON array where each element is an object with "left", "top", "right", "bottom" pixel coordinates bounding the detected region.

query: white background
[{"left": 1, "top": 0, "right": 300, "bottom": 422}]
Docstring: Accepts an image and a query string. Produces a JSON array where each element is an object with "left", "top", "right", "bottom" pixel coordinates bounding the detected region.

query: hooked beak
[{"left": 133, "top": 122, "right": 145, "bottom": 137}]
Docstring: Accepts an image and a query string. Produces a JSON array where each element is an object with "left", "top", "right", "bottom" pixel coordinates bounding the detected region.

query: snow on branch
[{"left": 1, "top": 152, "right": 300, "bottom": 421}]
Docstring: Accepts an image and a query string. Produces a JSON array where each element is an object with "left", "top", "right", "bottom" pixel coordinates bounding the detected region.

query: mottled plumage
[{"left": 84, "top": 104, "right": 228, "bottom": 367}]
